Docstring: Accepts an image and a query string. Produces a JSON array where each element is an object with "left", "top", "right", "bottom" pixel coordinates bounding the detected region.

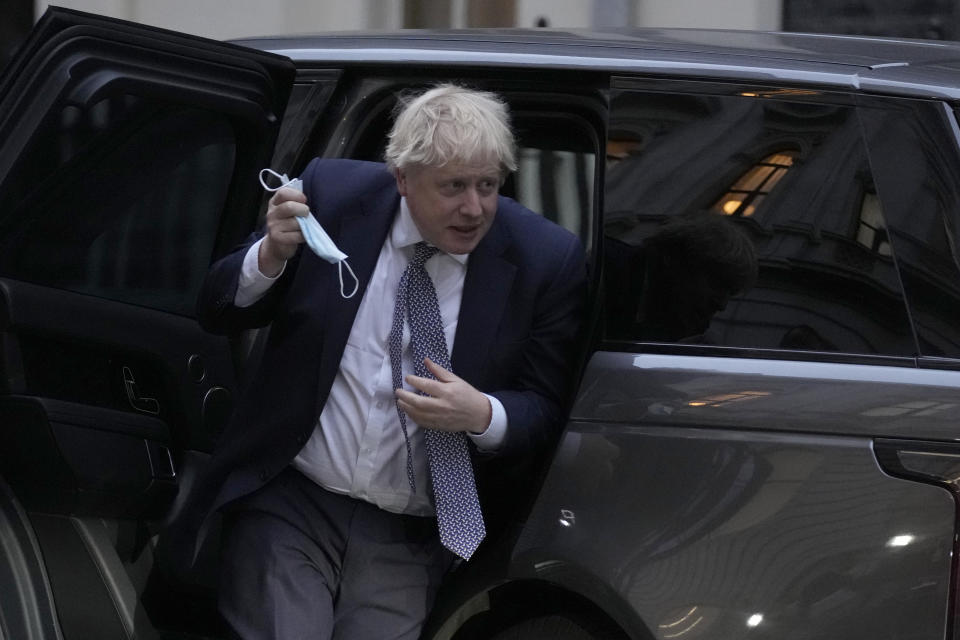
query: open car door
[{"left": 0, "top": 7, "right": 294, "bottom": 639}]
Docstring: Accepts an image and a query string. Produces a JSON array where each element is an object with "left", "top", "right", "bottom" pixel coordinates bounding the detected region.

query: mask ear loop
[
  {"left": 259, "top": 168, "right": 360, "bottom": 300},
  {"left": 338, "top": 262, "right": 359, "bottom": 299},
  {"left": 259, "top": 168, "right": 296, "bottom": 191}
]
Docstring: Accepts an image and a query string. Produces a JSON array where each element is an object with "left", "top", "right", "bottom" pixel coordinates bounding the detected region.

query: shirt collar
[{"left": 393, "top": 198, "right": 468, "bottom": 265}]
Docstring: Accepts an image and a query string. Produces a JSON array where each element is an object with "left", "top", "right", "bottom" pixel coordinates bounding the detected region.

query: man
[{"left": 181, "top": 85, "right": 586, "bottom": 639}]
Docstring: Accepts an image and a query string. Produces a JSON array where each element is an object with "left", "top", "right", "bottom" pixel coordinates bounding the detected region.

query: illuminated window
[
  {"left": 856, "top": 191, "right": 891, "bottom": 256},
  {"left": 713, "top": 150, "right": 798, "bottom": 217}
]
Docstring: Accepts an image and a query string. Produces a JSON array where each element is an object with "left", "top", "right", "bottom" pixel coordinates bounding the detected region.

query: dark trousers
[{"left": 218, "top": 467, "right": 451, "bottom": 640}]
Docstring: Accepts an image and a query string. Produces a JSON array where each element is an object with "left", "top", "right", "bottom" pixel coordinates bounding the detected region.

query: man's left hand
[{"left": 396, "top": 358, "right": 492, "bottom": 434}]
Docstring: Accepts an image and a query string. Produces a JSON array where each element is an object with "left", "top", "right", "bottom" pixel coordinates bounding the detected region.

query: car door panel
[
  {"left": 0, "top": 6, "right": 293, "bottom": 498},
  {"left": 0, "top": 8, "right": 297, "bottom": 638},
  {"left": 513, "top": 351, "right": 957, "bottom": 640}
]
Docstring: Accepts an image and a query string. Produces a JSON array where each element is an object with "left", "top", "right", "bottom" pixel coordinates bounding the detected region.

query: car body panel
[
  {"left": 238, "top": 29, "right": 960, "bottom": 99},
  {"left": 515, "top": 419, "right": 953, "bottom": 639},
  {"left": 236, "top": 27, "right": 960, "bottom": 68},
  {"left": 573, "top": 352, "right": 960, "bottom": 441},
  {"left": 514, "top": 353, "right": 960, "bottom": 639}
]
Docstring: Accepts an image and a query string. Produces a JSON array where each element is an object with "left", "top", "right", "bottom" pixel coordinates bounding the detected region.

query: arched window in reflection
[
  {"left": 856, "top": 190, "right": 891, "bottom": 256},
  {"left": 712, "top": 150, "right": 799, "bottom": 217}
]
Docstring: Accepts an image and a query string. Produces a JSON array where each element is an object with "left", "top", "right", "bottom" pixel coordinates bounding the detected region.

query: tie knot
[{"left": 413, "top": 241, "right": 439, "bottom": 267}]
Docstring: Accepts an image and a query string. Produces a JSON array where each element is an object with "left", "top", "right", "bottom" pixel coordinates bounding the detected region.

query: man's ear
[{"left": 395, "top": 169, "right": 408, "bottom": 197}]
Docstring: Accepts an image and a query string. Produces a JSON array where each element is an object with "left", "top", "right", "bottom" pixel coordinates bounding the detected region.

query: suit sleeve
[
  {"left": 489, "top": 233, "right": 588, "bottom": 457},
  {"left": 196, "top": 233, "right": 303, "bottom": 334},
  {"left": 195, "top": 158, "right": 343, "bottom": 334}
]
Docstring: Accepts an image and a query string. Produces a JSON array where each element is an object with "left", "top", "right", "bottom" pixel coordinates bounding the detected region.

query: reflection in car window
[
  {"left": 0, "top": 94, "right": 236, "bottom": 316},
  {"left": 603, "top": 90, "right": 915, "bottom": 357},
  {"left": 859, "top": 102, "right": 960, "bottom": 359},
  {"left": 712, "top": 150, "right": 799, "bottom": 218}
]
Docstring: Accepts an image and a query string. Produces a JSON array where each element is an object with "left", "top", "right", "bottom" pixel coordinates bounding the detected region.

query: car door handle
[
  {"left": 875, "top": 438, "right": 960, "bottom": 493},
  {"left": 123, "top": 366, "right": 160, "bottom": 415}
]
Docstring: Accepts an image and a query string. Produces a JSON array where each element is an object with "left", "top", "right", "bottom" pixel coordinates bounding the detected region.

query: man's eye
[{"left": 439, "top": 182, "right": 461, "bottom": 195}]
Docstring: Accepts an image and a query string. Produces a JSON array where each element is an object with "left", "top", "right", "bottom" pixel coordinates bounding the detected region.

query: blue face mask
[{"left": 259, "top": 169, "right": 359, "bottom": 299}]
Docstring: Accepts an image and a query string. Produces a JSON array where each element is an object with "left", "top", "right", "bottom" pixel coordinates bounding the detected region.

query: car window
[
  {"left": 509, "top": 114, "right": 596, "bottom": 244},
  {"left": 0, "top": 92, "right": 237, "bottom": 316},
  {"left": 859, "top": 101, "right": 960, "bottom": 361},
  {"left": 602, "top": 88, "right": 916, "bottom": 357}
]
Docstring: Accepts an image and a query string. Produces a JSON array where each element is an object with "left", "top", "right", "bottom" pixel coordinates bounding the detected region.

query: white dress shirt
[{"left": 234, "top": 199, "right": 506, "bottom": 516}]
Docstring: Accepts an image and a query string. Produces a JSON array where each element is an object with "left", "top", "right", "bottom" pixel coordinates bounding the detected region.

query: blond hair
[{"left": 385, "top": 84, "right": 517, "bottom": 177}]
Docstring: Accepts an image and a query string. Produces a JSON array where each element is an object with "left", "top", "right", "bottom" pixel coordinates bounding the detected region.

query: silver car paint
[
  {"left": 575, "top": 353, "right": 960, "bottom": 441},
  {"left": 514, "top": 351, "right": 958, "bottom": 639}
]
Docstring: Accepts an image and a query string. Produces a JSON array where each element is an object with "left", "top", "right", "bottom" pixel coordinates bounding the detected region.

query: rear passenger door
[
  {"left": 0, "top": 7, "right": 294, "bottom": 638},
  {"left": 517, "top": 79, "right": 960, "bottom": 639}
]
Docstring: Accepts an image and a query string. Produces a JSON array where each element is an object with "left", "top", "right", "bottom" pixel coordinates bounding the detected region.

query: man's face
[{"left": 396, "top": 160, "right": 500, "bottom": 255}]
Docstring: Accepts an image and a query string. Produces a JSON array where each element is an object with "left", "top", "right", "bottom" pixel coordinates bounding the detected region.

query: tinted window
[
  {"left": 857, "top": 102, "right": 960, "bottom": 361},
  {"left": 603, "top": 88, "right": 915, "bottom": 357},
  {"left": 0, "top": 93, "right": 236, "bottom": 316}
]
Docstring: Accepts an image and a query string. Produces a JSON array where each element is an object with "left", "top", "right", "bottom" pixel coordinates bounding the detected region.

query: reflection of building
[{"left": 603, "top": 90, "right": 960, "bottom": 358}]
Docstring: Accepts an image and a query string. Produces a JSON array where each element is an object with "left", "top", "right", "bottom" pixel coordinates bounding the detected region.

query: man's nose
[{"left": 459, "top": 187, "right": 483, "bottom": 216}]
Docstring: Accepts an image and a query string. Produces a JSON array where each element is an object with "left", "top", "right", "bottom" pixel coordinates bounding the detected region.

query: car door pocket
[{"left": 0, "top": 395, "right": 177, "bottom": 517}]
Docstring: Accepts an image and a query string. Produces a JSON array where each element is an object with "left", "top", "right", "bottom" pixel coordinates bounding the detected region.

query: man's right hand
[{"left": 259, "top": 187, "right": 308, "bottom": 277}]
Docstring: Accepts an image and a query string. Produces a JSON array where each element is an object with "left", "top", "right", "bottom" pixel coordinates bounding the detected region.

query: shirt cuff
[
  {"left": 468, "top": 394, "right": 507, "bottom": 452},
  {"left": 234, "top": 238, "right": 286, "bottom": 308}
]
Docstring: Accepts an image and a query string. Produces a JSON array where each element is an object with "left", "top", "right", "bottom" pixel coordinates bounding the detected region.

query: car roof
[{"left": 232, "top": 28, "right": 960, "bottom": 99}]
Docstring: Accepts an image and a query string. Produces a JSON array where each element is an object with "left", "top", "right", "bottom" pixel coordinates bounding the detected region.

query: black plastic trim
[{"left": 0, "top": 477, "right": 62, "bottom": 640}]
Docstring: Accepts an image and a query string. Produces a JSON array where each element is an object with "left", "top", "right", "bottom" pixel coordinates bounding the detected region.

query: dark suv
[{"left": 2, "top": 7, "right": 960, "bottom": 640}]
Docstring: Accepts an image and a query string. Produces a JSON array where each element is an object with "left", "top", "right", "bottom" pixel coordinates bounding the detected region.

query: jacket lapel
[
  {"left": 452, "top": 206, "right": 516, "bottom": 386},
  {"left": 315, "top": 182, "right": 399, "bottom": 409}
]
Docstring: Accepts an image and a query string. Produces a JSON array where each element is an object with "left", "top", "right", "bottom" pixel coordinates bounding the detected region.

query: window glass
[
  {"left": 511, "top": 120, "right": 595, "bottom": 243},
  {"left": 858, "top": 102, "right": 960, "bottom": 359},
  {"left": 0, "top": 93, "right": 236, "bottom": 316},
  {"left": 603, "top": 89, "right": 915, "bottom": 357}
]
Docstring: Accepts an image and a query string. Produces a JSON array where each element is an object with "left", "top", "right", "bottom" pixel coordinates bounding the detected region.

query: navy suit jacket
[{"left": 172, "top": 159, "right": 586, "bottom": 567}]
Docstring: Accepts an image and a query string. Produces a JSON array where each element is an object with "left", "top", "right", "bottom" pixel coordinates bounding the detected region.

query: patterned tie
[{"left": 388, "top": 241, "right": 486, "bottom": 560}]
